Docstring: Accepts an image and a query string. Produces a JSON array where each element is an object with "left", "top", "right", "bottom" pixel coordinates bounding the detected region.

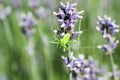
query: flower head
[
  {"left": 97, "top": 15, "right": 119, "bottom": 35},
  {"left": 53, "top": 2, "right": 84, "bottom": 30},
  {"left": 97, "top": 15, "right": 119, "bottom": 55}
]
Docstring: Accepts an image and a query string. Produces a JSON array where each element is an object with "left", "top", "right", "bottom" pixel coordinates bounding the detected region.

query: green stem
[
  {"left": 78, "top": 19, "right": 81, "bottom": 46},
  {"left": 109, "top": 53, "right": 116, "bottom": 80},
  {"left": 3, "top": 19, "right": 13, "bottom": 47},
  {"left": 69, "top": 72, "right": 72, "bottom": 80}
]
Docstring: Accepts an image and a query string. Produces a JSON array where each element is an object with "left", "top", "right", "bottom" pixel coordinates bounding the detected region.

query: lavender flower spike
[
  {"left": 20, "top": 12, "right": 36, "bottom": 37},
  {"left": 20, "top": 12, "right": 36, "bottom": 27},
  {"left": 97, "top": 35, "right": 119, "bottom": 55},
  {"left": 97, "top": 15, "right": 119, "bottom": 35},
  {"left": 28, "top": 0, "right": 40, "bottom": 8},
  {"left": 53, "top": 2, "right": 84, "bottom": 30}
]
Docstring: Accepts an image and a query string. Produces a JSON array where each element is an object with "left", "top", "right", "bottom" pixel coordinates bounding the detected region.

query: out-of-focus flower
[
  {"left": 114, "top": 65, "right": 120, "bottom": 79},
  {"left": 0, "top": 0, "right": 3, "bottom": 3},
  {"left": 35, "top": 7, "right": 49, "bottom": 19},
  {"left": 44, "top": 0, "right": 57, "bottom": 10},
  {"left": 11, "top": 0, "right": 22, "bottom": 8},
  {"left": 20, "top": 12, "right": 36, "bottom": 37},
  {"left": 97, "top": 15, "right": 119, "bottom": 36},
  {"left": 0, "top": 6, "right": 12, "bottom": 20},
  {"left": 28, "top": 0, "right": 40, "bottom": 8}
]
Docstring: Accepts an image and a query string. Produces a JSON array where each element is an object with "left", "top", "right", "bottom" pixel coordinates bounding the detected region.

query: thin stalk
[
  {"left": 68, "top": 46, "right": 72, "bottom": 80},
  {"left": 3, "top": 19, "right": 13, "bottom": 47},
  {"left": 78, "top": 19, "right": 81, "bottom": 46},
  {"left": 69, "top": 72, "right": 72, "bottom": 80},
  {"left": 109, "top": 53, "right": 116, "bottom": 80}
]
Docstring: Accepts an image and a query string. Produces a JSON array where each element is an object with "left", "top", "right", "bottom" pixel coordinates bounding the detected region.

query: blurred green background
[{"left": 0, "top": 0, "right": 120, "bottom": 80}]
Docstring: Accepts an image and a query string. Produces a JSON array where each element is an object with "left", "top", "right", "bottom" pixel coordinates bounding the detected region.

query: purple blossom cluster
[
  {"left": 28, "top": 0, "right": 40, "bottom": 9},
  {"left": 10, "top": 0, "right": 22, "bottom": 8},
  {"left": 97, "top": 15, "right": 119, "bottom": 55},
  {"left": 62, "top": 53, "right": 112, "bottom": 80},
  {"left": 20, "top": 12, "right": 36, "bottom": 38},
  {"left": 53, "top": 2, "right": 84, "bottom": 39}
]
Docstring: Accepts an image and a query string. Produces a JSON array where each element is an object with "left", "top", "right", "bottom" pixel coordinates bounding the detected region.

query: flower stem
[
  {"left": 109, "top": 53, "right": 116, "bottom": 80},
  {"left": 69, "top": 72, "right": 72, "bottom": 80},
  {"left": 78, "top": 19, "right": 81, "bottom": 46}
]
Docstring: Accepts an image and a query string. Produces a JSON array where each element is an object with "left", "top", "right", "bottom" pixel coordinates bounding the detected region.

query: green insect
[{"left": 50, "top": 33, "right": 72, "bottom": 51}]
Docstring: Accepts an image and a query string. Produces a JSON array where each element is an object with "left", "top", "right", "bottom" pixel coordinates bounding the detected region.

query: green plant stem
[
  {"left": 78, "top": 19, "right": 81, "bottom": 46},
  {"left": 69, "top": 72, "right": 72, "bottom": 80},
  {"left": 109, "top": 53, "right": 116, "bottom": 80},
  {"left": 3, "top": 19, "right": 13, "bottom": 47}
]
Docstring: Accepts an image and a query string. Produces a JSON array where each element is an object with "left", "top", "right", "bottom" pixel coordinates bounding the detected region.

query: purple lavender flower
[
  {"left": 97, "top": 15, "right": 119, "bottom": 55},
  {"left": 97, "top": 34, "right": 119, "bottom": 55},
  {"left": 114, "top": 65, "right": 120, "bottom": 79},
  {"left": 0, "top": 0, "right": 3, "bottom": 3},
  {"left": 97, "top": 15, "right": 119, "bottom": 35},
  {"left": 11, "top": 0, "right": 22, "bottom": 8},
  {"left": 44, "top": 0, "right": 57, "bottom": 10},
  {"left": 70, "top": 31, "right": 83, "bottom": 40},
  {"left": 35, "top": 7, "right": 49, "bottom": 19},
  {"left": 28, "top": 0, "right": 40, "bottom": 8},
  {"left": 20, "top": 12, "right": 36, "bottom": 37},
  {"left": 62, "top": 54, "right": 112, "bottom": 80},
  {"left": 53, "top": 2, "right": 84, "bottom": 30},
  {"left": 52, "top": 2, "right": 83, "bottom": 51}
]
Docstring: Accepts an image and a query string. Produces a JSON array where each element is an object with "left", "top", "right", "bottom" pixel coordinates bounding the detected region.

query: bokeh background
[{"left": 0, "top": 0, "right": 120, "bottom": 80}]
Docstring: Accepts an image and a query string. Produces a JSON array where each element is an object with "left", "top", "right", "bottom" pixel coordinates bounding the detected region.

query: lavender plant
[
  {"left": 62, "top": 53, "right": 112, "bottom": 80},
  {"left": 51, "top": 2, "right": 120, "bottom": 80},
  {"left": 97, "top": 15, "right": 120, "bottom": 80},
  {"left": 51, "top": 2, "right": 84, "bottom": 51}
]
